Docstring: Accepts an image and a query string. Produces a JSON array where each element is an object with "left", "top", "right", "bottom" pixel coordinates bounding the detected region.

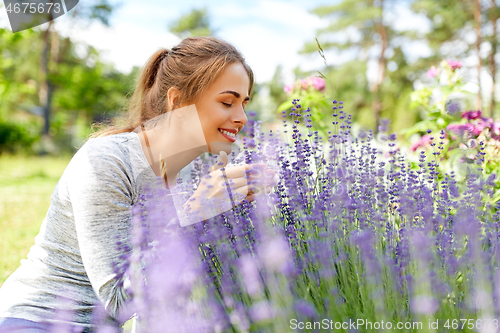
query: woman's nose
[{"left": 234, "top": 105, "right": 248, "bottom": 125}]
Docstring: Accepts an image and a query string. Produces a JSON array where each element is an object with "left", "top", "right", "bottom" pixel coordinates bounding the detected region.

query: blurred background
[{"left": 1, "top": 0, "right": 499, "bottom": 284}]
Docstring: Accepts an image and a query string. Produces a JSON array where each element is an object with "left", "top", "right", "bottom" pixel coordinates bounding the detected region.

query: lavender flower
[{"left": 82, "top": 97, "right": 500, "bottom": 333}]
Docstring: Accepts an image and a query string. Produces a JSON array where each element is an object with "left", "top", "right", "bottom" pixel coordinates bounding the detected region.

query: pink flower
[
  {"left": 462, "top": 110, "right": 482, "bottom": 120},
  {"left": 471, "top": 124, "right": 484, "bottom": 136},
  {"left": 447, "top": 59, "right": 463, "bottom": 70},
  {"left": 410, "top": 135, "right": 432, "bottom": 152},
  {"left": 447, "top": 123, "right": 474, "bottom": 135},
  {"left": 301, "top": 79, "right": 309, "bottom": 90},
  {"left": 285, "top": 76, "right": 326, "bottom": 95},
  {"left": 427, "top": 66, "right": 438, "bottom": 78},
  {"left": 311, "top": 77, "right": 325, "bottom": 91},
  {"left": 472, "top": 117, "right": 494, "bottom": 136},
  {"left": 491, "top": 122, "right": 500, "bottom": 140}
]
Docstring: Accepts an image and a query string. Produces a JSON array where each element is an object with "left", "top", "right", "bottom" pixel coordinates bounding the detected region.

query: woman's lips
[{"left": 218, "top": 130, "right": 236, "bottom": 142}]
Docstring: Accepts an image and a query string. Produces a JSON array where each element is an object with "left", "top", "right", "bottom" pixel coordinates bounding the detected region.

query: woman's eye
[{"left": 222, "top": 102, "right": 232, "bottom": 107}]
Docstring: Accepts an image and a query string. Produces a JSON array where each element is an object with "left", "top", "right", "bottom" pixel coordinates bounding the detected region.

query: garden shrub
[
  {"left": 101, "top": 100, "right": 500, "bottom": 333},
  {"left": 0, "top": 118, "right": 39, "bottom": 154}
]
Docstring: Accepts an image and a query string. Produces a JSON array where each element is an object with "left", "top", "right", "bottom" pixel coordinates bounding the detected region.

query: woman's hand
[
  {"left": 244, "top": 163, "right": 276, "bottom": 201},
  {"left": 210, "top": 151, "right": 276, "bottom": 202},
  {"left": 181, "top": 152, "right": 276, "bottom": 225}
]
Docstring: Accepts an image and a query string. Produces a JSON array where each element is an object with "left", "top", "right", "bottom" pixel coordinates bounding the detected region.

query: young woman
[{"left": 0, "top": 36, "right": 274, "bottom": 332}]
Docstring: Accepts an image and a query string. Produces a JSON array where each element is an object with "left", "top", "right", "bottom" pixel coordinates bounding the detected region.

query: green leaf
[{"left": 277, "top": 100, "right": 294, "bottom": 113}]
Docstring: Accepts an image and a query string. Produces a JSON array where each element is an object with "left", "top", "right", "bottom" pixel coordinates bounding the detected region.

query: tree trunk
[
  {"left": 489, "top": 0, "right": 497, "bottom": 117},
  {"left": 40, "top": 20, "right": 54, "bottom": 136},
  {"left": 474, "top": 0, "right": 483, "bottom": 110},
  {"left": 373, "top": 0, "right": 387, "bottom": 133}
]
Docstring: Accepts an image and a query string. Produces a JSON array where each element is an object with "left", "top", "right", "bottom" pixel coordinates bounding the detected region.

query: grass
[{"left": 0, "top": 154, "right": 72, "bottom": 286}]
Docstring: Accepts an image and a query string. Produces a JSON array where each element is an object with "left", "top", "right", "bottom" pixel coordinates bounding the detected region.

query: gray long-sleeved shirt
[{"left": 0, "top": 131, "right": 188, "bottom": 331}]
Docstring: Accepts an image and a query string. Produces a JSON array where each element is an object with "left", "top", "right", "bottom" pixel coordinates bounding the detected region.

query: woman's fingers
[
  {"left": 218, "top": 172, "right": 275, "bottom": 193},
  {"left": 219, "top": 164, "right": 249, "bottom": 178},
  {"left": 200, "top": 163, "right": 276, "bottom": 204},
  {"left": 247, "top": 171, "right": 276, "bottom": 189},
  {"left": 218, "top": 176, "right": 250, "bottom": 190},
  {"left": 245, "top": 193, "right": 255, "bottom": 202},
  {"left": 211, "top": 151, "right": 229, "bottom": 172},
  {"left": 213, "top": 163, "right": 276, "bottom": 183},
  {"left": 248, "top": 164, "right": 276, "bottom": 179},
  {"left": 228, "top": 185, "right": 254, "bottom": 203}
]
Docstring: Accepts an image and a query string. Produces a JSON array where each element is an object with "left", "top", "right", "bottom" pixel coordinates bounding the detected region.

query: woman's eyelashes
[{"left": 222, "top": 101, "right": 248, "bottom": 110}]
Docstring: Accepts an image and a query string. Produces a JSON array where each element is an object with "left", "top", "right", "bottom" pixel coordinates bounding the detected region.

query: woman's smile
[{"left": 218, "top": 128, "right": 238, "bottom": 142}]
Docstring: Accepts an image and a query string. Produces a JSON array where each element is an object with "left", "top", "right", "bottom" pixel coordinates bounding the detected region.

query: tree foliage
[
  {"left": 273, "top": 0, "right": 500, "bottom": 136},
  {"left": 0, "top": 26, "right": 137, "bottom": 154},
  {"left": 38, "top": 0, "right": 115, "bottom": 136},
  {"left": 298, "top": 0, "right": 418, "bottom": 133},
  {"left": 168, "top": 8, "right": 212, "bottom": 39}
]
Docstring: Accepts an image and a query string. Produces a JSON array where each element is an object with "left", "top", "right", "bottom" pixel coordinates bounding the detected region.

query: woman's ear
[{"left": 167, "top": 86, "right": 182, "bottom": 110}]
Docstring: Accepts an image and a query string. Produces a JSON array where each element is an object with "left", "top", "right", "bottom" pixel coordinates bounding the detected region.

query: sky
[{"left": 1, "top": 0, "right": 486, "bottom": 96}]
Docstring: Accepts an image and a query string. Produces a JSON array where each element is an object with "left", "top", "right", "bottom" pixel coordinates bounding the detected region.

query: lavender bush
[{"left": 114, "top": 100, "right": 499, "bottom": 333}]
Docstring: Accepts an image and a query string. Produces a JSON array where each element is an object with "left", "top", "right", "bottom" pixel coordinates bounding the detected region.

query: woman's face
[{"left": 194, "top": 62, "right": 250, "bottom": 154}]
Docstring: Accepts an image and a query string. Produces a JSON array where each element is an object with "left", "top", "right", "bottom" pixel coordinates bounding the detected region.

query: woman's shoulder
[
  {"left": 75, "top": 132, "right": 143, "bottom": 163},
  {"left": 66, "top": 132, "right": 141, "bottom": 177},
  {"left": 81, "top": 132, "right": 137, "bottom": 154},
  {"left": 53, "top": 131, "right": 153, "bottom": 207}
]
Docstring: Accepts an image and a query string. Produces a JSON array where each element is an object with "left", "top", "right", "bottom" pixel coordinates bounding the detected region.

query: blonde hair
[{"left": 88, "top": 36, "right": 254, "bottom": 139}]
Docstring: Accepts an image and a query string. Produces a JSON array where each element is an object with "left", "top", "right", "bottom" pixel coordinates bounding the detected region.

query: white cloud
[
  {"left": 62, "top": 21, "right": 180, "bottom": 73},
  {"left": 214, "top": 0, "right": 323, "bottom": 29},
  {"left": 388, "top": 3, "right": 431, "bottom": 33},
  {"left": 220, "top": 22, "right": 327, "bottom": 84}
]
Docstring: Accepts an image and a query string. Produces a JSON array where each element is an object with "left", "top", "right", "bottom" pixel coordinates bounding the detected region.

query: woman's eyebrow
[{"left": 219, "top": 90, "right": 250, "bottom": 101}]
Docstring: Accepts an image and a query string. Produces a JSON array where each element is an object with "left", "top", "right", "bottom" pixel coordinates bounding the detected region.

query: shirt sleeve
[{"left": 66, "top": 142, "right": 135, "bottom": 321}]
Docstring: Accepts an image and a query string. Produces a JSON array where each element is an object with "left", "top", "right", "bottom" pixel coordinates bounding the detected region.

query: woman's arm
[{"left": 67, "top": 143, "right": 135, "bottom": 321}]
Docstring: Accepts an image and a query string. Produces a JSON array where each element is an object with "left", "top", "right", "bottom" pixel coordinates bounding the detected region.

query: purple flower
[
  {"left": 249, "top": 301, "right": 275, "bottom": 322},
  {"left": 446, "top": 100, "right": 461, "bottom": 115},
  {"left": 258, "top": 236, "right": 293, "bottom": 275},
  {"left": 462, "top": 110, "right": 482, "bottom": 120},
  {"left": 447, "top": 59, "right": 463, "bottom": 70},
  {"left": 411, "top": 295, "right": 439, "bottom": 315},
  {"left": 446, "top": 123, "right": 474, "bottom": 135},
  {"left": 111, "top": 97, "right": 497, "bottom": 331},
  {"left": 379, "top": 118, "right": 390, "bottom": 132},
  {"left": 247, "top": 110, "right": 258, "bottom": 118},
  {"left": 427, "top": 66, "right": 439, "bottom": 78},
  {"left": 295, "top": 300, "right": 317, "bottom": 318},
  {"left": 238, "top": 255, "right": 263, "bottom": 296}
]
